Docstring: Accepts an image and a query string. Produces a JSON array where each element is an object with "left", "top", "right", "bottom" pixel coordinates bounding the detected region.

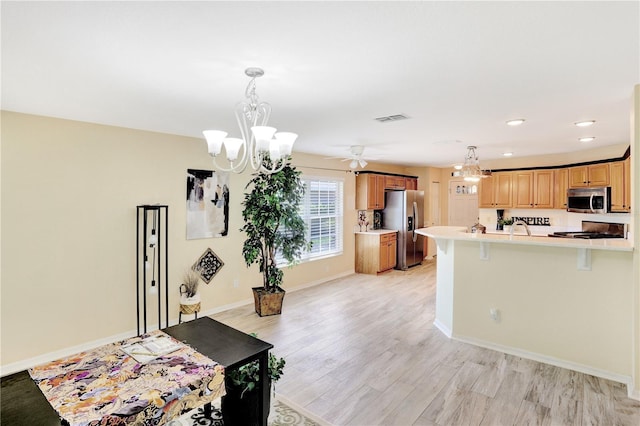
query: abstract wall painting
[{"left": 186, "top": 169, "right": 229, "bottom": 239}]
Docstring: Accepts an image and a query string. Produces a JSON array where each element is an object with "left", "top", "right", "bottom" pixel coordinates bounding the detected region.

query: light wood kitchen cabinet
[
  {"left": 385, "top": 175, "right": 405, "bottom": 190},
  {"left": 610, "top": 159, "right": 631, "bottom": 212},
  {"left": 355, "top": 232, "right": 397, "bottom": 274},
  {"left": 356, "top": 174, "right": 385, "bottom": 210},
  {"left": 405, "top": 177, "right": 418, "bottom": 190},
  {"left": 513, "top": 170, "right": 554, "bottom": 209},
  {"left": 379, "top": 233, "right": 397, "bottom": 272},
  {"left": 568, "top": 163, "right": 610, "bottom": 188},
  {"left": 625, "top": 158, "right": 631, "bottom": 212},
  {"left": 479, "top": 172, "right": 513, "bottom": 208},
  {"left": 554, "top": 168, "right": 569, "bottom": 209}
]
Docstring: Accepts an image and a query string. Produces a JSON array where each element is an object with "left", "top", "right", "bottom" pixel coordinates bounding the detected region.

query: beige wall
[
  {"left": 452, "top": 241, "right": 634, "bottom": 378},
  {"left": 0, "top": 111, "right": 409, "bottom": 370}
]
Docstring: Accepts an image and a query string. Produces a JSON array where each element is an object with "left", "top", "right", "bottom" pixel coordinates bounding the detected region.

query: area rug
[{"left": 167, "top": 394, "right": 326, "bottom": 426}]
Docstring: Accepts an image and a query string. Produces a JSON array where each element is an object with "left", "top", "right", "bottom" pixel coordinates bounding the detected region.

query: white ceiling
[{"left": 2, "top": 1, "right": 639, "bottom": 167}]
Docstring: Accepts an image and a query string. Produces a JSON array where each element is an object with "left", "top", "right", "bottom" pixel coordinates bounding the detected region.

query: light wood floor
[{"left": 211, "top": 261, "right": 640, "bottom": 426}]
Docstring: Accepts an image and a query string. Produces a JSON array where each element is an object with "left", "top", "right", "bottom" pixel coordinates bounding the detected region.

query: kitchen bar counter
[
  {"left": 416, "top": 226, "right": 633, "bottom": 251},
  {"left": 415, "top": 225, "right": 635, "bottom": 397}
]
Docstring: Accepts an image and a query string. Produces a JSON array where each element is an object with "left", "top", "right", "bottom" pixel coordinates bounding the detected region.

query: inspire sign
[{"left": 512, "top": 216, "right": 551, "bottom": 226}]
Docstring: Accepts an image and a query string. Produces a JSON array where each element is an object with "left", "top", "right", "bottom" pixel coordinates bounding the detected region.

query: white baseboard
[
  {"left": 433, "top": 319, "right": 452, "bottom": 338},
  {"left": 453, "top": 333, "right": 638, "bottom": 401},
  {"left": 0, "top": 271, "right": 355, "bottom": 377}
]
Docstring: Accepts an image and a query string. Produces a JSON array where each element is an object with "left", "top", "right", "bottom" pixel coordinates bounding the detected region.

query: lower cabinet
[
  {"left": 379, "top": 233, "right": 397, "bottom": 272},
  {"left": 355, "top": 232, "right": 397, "bottom": 274}
]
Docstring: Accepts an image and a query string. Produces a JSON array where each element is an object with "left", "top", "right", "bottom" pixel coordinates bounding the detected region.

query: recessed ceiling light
[
  {"left": 503, "top": 152, "right": 513, "bottom": 157},
  {"left": 575, "top": 120, "right": 595, "bottom": 127},
  {"left": 579, "top": 137, "right": 596, "bottom": 142},
  {"left": 506, "top": 119, "right": 525, "bottom": 126}
]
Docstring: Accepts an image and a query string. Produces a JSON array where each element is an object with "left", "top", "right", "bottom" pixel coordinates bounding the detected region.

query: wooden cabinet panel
[
  {"left": 478, "top": 175, "right": 495, "bottom": 208},
  {"left": 405, "top": 178, "right": 418, "bottom": 190},
  {"left": 379, "top": 233, "right": 397, "bottom": 272},
  {"left": 480, "top": 172, "right": 513, "bottom": 208},
  {"left": 513, "top": 170, "right": 554, "bottom": 209},
  {"left": 569, "top": 164, "right": 610, "bottom": 188},
  {"left": 610, "top": 160, "right": 631, "bottom": 212},
  {"left": 588, "top": 163, "right": 610, "bottom": 186},
  {"left": 513, "top": 171, "right": 534, "bottom": 208},
  {"left": 356, "top": 174, "right": 385, "bottom": 210},
  {"left": 568, "top": 166, "right": 588, "bottom": 188},
  {"left": 385, "top": 176, "right": 405, "bottom": 190},
  {"left": 554, "top": 168, "right": 569, "bottom": 209},
  {"left": 355, "top": 232, "right": 397, "bottom": 274},
  {"left": 534, "top": 170, "right": 554, "bottom": 208},
  {"left": 493, "top": 172, "right": 513, "bottom": 208},
  {"left": 624, "top": 158, "right": 631, "bottom": 212}
]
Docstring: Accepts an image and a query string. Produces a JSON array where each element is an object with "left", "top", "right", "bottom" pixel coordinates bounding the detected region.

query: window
[{"left": 277, "top": 177, "right": 344, "bottom": 265}]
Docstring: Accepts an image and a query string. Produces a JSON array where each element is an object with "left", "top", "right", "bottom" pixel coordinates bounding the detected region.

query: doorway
[{"left": 448, "top": 180, "right": 478, "bottom": 231}]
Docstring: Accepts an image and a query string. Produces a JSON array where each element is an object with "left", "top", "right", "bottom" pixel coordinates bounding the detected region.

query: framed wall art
[{"left": 186, "top": 169, "right": 229, "bottom": 239}]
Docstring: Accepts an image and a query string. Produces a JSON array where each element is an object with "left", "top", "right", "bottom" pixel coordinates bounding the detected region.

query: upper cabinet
[
  {"left": 405, "top": 177, "right": 418, "bottom": 190},
  {"left": 610, "top": 159, "right": 631, "bottom": 212},
  {"left": 513, "top": 170, "right": 554, "bottom": 209},
  {"left": 356, "top": 173, "right": 419, "bottom": 210},
  {"left": 356, "top": 174, "right": 385, "bottom": 210},
  {"left": 479, "top": 172, "right": 513, "bottom": 208},
  {"left": 385, "top": 176, "right": 405, "bottom": 190},
  {"left": 553, "top": 168, "right": 569, "bottom": 209},
  {"left": 568, "top": 163, "right": 610, "bottom": 188},
  {"left": 477, "top": 155, "right": 629, "bottom": 212}
]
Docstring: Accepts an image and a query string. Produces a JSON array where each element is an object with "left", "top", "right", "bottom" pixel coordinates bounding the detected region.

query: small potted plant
[
  {"left": 221, "top": 348, "right": 285, "bottom": 425},
  {"left": 499, "top": 218, "right": 514, "bottom": 233},
  {"left": 179, "top": 268, "right": 201, "bottom": 322}
]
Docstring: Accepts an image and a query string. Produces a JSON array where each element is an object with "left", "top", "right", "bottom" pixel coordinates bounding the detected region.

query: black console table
[{"left": 1, "top": 317, "right": 273, "bottom": 426}]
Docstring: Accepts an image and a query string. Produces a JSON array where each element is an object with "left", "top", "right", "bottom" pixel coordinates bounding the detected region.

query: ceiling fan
[{"left": 326, "top": 145, "right": 371, "bottom": 169}]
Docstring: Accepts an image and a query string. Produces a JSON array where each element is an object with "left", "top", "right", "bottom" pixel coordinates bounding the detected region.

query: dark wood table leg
[{"left": 259, "top": 350, "right": 270, "bottom": 426}]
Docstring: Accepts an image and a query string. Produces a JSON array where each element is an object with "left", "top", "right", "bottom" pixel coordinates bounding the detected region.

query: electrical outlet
[
  {"left": 233, "top": 278, "right": 239, "bottom": 288},
  {"left": 490, "top": 308, "right": 500, "bottom": 322}
]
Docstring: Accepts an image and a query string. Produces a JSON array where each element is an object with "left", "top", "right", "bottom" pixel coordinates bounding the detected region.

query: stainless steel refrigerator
[{"left": 383, "top": 190, "right": 425, "bottom": 270}]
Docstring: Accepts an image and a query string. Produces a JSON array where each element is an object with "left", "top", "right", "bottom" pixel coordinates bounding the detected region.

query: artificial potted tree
[{"left": 241, "top": 160, "right": 309, "bottom": 316}]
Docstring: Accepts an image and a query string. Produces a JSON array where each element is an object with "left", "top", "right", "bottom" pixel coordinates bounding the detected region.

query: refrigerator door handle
[{"left": 412, "top": 201, "right": 418, "bottom": 242}]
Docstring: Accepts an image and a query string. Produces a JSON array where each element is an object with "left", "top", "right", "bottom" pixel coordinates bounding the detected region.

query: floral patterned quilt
[{"left": 28, "top": 330, "right": 225, "bottom": 426}]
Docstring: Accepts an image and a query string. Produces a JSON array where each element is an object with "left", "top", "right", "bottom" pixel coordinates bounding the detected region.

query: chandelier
[
  {"left": 461, "top": 145, "right": 490, "bottom": 182},
  {"left": 203, "top": 67, "right": 297, "bottom": 174}
]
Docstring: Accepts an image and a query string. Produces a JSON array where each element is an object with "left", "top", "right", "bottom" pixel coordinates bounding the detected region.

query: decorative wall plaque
[{"left": 193, "top": 248, "right": 224, "bottom": 284}]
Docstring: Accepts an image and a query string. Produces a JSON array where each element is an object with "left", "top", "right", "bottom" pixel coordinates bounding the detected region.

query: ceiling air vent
[{"left": 374, "top": 114, "right": 409, "bottom": 123}]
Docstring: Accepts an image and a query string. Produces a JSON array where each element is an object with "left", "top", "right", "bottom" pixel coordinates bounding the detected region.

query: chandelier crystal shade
[
  {"left": 203, "top": 67, "right": 297, "bottom": 174},
  {"left": 461, "top": 145, "right": 490, "bottom": 182}
]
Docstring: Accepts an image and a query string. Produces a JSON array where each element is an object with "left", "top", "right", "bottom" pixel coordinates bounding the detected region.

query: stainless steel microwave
[{"left": 567, "top": 187, "right": 610, "bottom": 214}]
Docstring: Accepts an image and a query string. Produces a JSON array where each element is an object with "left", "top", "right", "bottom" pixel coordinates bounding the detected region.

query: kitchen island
[{"left": 416, "top": 226, "right": 635, "bottom": 395}]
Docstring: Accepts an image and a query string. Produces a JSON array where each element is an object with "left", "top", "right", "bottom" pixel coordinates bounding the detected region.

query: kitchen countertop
[
  {"left": 354, "top": 229, "right": 398, "bottom": 235},
  {"left": 416, "top": 226, "right": 633, "bottom": 252}
]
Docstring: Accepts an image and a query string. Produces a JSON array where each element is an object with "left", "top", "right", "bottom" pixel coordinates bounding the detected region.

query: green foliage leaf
[{"left": 240, "top": 159, "right": 310, "bottom": 292}]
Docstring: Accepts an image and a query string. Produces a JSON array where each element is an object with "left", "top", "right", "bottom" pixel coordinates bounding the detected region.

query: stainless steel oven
[{"left": 567, "top": 187, "right": 610, "bottom": 214}]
